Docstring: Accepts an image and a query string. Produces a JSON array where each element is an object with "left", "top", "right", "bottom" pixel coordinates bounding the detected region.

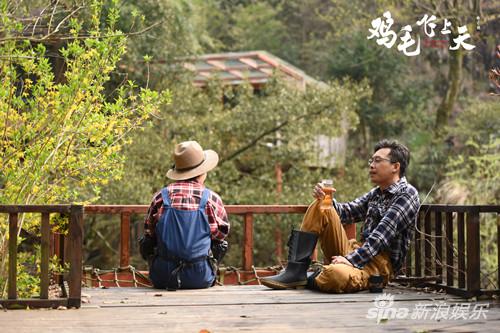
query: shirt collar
[
  {"left": 377, "top": 177, "right": 407, "bottom": 195},
  {"left": 173, "top": 179, "right": 202, "bottom": 186}
]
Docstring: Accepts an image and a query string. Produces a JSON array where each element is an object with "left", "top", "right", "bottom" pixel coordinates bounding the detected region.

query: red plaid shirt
[{"left": 144, "top": 180, "right": 230, "bottom": 241}]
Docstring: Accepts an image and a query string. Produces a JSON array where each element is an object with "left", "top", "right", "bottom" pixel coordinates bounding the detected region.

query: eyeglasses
[{"left": 368, "top": 157, "right": 393, "bottom": 166}]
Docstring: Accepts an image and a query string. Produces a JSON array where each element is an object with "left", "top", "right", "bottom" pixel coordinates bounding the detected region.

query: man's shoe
[
  {"left": 261, "top": 229, "right": 318, "bottom": 290},
  {"left": 260, "top": 261, "right": 309, "bottom": 289}
]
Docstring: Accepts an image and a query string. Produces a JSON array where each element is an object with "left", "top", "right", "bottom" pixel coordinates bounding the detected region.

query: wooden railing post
[
  {"left": 457, "top": 212, "right": 466, "bottom": 288},
  {"left": 344, "top": 224, "right": 356, "bottom": 240},
  {"left": 435, "top": 211, "right": 443, "bottom": 284},
  {"left": 40, "top": 213, "right": 50, "bottom": 299},
  {"left": 120, "top": 212, "right": 131, "bottom": 268},
  {"left": 424, "top": 211, "right": 432, "bottom": 276},
  {"left": 466, "top": 206, "right": 480, "bottom": 296},
  {"left": 8, "top": 213, "right": 18, "bottom": 300},
  {"left": 445, "top": 212, "right": 454, "bottom": 287},
  {"left": 68, "top": 205, "right": 83, "bottom": 308},
  {"left": 243, "top": 213, "right": 254, "bottom": 271},
  {"left": 415, "top": 211, "right": 422, "bottom": 277},
  {"left": 497, "top": 213, "right": 500, "bottom": 294}
]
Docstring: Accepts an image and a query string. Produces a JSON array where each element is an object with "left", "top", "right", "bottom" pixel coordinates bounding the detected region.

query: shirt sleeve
[
  {"left": 334, "top": 190, "right": 373, "bottom": 224},
  {"left": 143, "top": 192, "right": 163, "bottom": 239},
  {"left": 344, "top": 191, "right": 420, "bottom": 268},
  {"left": 206, "top": 192, "right": 230, "bottom": 241}
]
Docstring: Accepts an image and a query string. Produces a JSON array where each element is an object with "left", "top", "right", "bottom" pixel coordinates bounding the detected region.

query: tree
[
  {"left": 96, "top": 74, "right": 371, "bottom": 267},
  {"left": 0, "top": 0, "right": 170, "bottom": 297},
  {"left": 437, "top": 97, "right": 500, "bottom": 289}
]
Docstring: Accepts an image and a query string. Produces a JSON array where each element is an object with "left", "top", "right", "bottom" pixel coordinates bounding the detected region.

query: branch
[
  {"left": 40, "top": 5, "right": 83, "bottom": 41},
  {"left": 220, "top": 108, "right": 326, "bottom": 164},
  {"left": 0, "top": 20, "right": 163, "bottom": 43},
  {"left": 30, "top": 2, "right": 51, "bottom": 38}
]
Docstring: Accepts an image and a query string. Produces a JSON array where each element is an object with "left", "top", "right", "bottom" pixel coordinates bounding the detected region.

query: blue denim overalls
[{"left": 149, "top": 187, "right": 215, "bottom": 290}]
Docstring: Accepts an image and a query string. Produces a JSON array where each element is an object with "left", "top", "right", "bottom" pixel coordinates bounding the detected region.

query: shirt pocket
[{"left": 367, "top": 201, "right": 384, "bottom": 223}]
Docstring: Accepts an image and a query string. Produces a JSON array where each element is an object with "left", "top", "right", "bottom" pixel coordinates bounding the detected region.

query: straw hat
[{"left": 166, "top": 141, "right": 219, "bottom": 180}]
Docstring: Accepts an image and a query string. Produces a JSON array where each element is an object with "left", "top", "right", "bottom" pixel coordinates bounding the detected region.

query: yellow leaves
[
  {"left": 0, "top": 9, "right": 166, "bottom": 208},
  {"left": 81, "top": 48, "right": 98, "bottom": 61},
  {"left": 32, "top": 185, "right": 40, "bottom": 195},
  {"left": 103, "top": 65, "right": 115, "bottom": 74}
]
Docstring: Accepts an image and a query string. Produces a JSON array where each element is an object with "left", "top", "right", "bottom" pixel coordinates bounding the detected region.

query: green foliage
[
  {"left": 96, "top": 74, "right": 371, "bottom": 267},
  {"left": 14, "top": 251, "right": 41, "bottom": 298},
  {"left": 113, "top": 0, "right": 218, "bottom": 87},
  {"left": 229, "top": 2, "right": 288, "bottom": 55},
  {"left": 103, "top": 75, "right": 370, "bottom": 200},
  {"left": 436, "top": 98, "right": 500, "bottom": 288},
  {"left": 0, "top": 0, "right": 169, "bottom": 296},
  {"left": 0, "top": 1, "right": 169, "bottom": 207},
  {"left": 442, "top": 98, "right": 500, "bottom": 205},
  {"left": 0, "top": 0, "right": 493, "bottom": 280},
  {"left": 0, "top": 249, "right": 68, "bottom": 299}
]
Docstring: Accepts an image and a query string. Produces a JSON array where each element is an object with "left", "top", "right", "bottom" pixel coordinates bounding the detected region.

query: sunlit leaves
[{"left": 0, "top": 1, "right": 170, "bottom": 208}]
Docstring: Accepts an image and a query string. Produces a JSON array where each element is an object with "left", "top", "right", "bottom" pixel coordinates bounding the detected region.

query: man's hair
[{"left": 374, "top": 139, "right": 410, "bottom": 177}]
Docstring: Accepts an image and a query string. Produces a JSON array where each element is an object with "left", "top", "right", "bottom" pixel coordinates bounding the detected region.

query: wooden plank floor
[{"left": 1, "top": 284, "right": 499, "bottom": 333}]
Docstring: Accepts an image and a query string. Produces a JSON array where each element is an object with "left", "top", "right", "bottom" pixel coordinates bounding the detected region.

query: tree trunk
[{"left": 434, "top": 48, "right": 463, "bottom": 137}]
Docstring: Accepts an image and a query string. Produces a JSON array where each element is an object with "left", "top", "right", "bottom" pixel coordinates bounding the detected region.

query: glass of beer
[{"left": 320, "top": 179, "right": 334, "bottom": 211}]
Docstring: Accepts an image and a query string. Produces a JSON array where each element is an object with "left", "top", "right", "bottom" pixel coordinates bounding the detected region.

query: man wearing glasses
[{"left": 261, "top": 139, "right": 420, "bottom": 293}]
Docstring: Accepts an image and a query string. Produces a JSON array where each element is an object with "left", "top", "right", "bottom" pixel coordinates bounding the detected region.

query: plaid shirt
[
  {"left": 334, "top": 177, "right": 420, "bottom": 272},
  {"left": 144, "top": 180, "right": 230, "bottom": 241}
]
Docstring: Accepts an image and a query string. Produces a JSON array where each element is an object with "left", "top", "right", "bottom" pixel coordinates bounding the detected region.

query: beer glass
[{"left": 320, "top": 179, "right": 334, "bottom": 210}]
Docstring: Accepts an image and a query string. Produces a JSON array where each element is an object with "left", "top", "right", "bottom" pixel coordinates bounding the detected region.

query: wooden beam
[
  {"left": 498, "top": 213, "right": 500, "bottom": 294},
  {"left": 55, "top": 204, "right": 500, "bottom": 215},
  {"left": 0, "top": 205, "right": 71, "bottom": 213},
  {"left": 0, "top": 298, "right": 68, "bottom": 309},
  {"left": 415, "top": 211, "right": 422, "bottom": 277},
  {"left": 421, "top": 283, "right": 472, "bottom": 298},
  {"left": 435, "top": 211, "right": 443, "bottom": 284},
  {"left": 243, "top": 213, "right": 254, "bottom": 271},
  {"left": 8, "top": 213, "right": 18, "bottom": 300},
  {"left": 40, "top": 213, "right": 50, "bottom": 299},
  {"left": 120, "top": 212, "right": 131, "bottom": 268},
  {"left": 84, "top": 204, "right": 310, "bottom": 215},
  {"left": 458, "top": 212, "right": 466, "bottom": 288},
  {"left": 344, "top": 224, "right": 356, "bottom": 240},
  {"left": 227, "top": 205, "right": 309, "bottom": 214},
  {"left": 67, "top": 205, "right": 83, "bottom": 308},
  {"left": 239, "top": 57, "right": 259, "bottom": 68},
  {"left": 446, "top": 212, "right": 454, "bottom": 287},
  {"left": 85, "top": 205, "right": 148, "bottom": 214},
  {"left": 419, "top": 204, "right": 500, "bottom": 213},
  {"left": 424, "top": 211, "right": 432, "bottom": 276},
  {"left": 466, "top": 206, "right": 480, "bottom": 296}
]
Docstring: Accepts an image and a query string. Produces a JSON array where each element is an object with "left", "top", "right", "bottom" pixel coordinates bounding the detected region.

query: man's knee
[{"left": 315, "top": 264, "right": 367, "bottom": 293}]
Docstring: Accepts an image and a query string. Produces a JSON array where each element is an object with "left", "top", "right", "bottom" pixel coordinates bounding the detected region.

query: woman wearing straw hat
[{"left": 141, "top": 141, "right": 230, "bottom": 290}]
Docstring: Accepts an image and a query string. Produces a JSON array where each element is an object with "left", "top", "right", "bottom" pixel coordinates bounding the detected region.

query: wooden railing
[
  {"left": 85, "top": 204, "right": 500, "bottom": 297},
  {"left": 1, "top": 203, "right": 498, "bottom": 308},
  {"left": 402, "top": 204, "right": 500, "bottom": 298},
  {"left": 0, "top": 205, "right": 83, "bottom": 309},
  {"left": 84, "top": 205, "right": 357, "bottom": 271}
]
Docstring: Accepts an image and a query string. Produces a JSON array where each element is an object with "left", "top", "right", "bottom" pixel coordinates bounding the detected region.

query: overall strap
[
  {"left": 199, "top": 188, "right": 210, "bottom": 211},
  {"left": 161, "top": 187, "right": 171, "bottom": 207}
]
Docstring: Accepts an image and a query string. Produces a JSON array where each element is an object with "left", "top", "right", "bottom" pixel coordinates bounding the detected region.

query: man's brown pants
[{"left": 301, "top": 200, "right": 393, "bottom": 293}]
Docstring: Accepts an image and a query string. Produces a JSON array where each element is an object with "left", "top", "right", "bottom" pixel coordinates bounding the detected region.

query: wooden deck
[{"left": 1, "top": 284, "right": 499, "bottom": 332}]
